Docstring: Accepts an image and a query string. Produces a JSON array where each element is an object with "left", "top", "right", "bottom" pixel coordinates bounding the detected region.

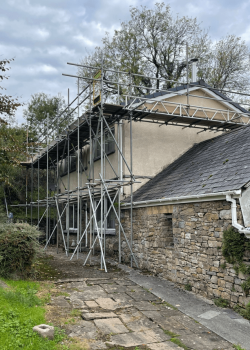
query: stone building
[{"left": 107, "top": 125, "right": 250, "bottom": 308}]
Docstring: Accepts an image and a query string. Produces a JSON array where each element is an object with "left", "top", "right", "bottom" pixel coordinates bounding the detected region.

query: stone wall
[{"left": 114, "top": 200, "right": 250, "bottom": 308}]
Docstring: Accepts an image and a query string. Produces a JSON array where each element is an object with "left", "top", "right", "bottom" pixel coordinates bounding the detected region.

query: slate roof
[
  {"left": 126, "top": 80, "right": 250, "bottom": 115},
  {"left": 131, "top": 125, "right": 250, "bottom": 202}
]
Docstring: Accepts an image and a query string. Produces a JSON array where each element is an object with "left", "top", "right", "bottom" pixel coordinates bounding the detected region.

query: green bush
[
  {"left": 0, "top": 223, "right": 40, "bottom": 278},
  {"left": 214, "top": 297, "right": 229, "bottom": 308},
  {"left": 222, "top": 227, "right": 246, "bottom": 264},
  {"left": 184, "top": 283, "right": 192, "bottom": 291}
]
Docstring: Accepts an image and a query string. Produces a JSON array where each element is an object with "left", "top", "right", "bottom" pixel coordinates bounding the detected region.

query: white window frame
[{"left": 94, "top": 198, "right": 116, "bottom": 235}]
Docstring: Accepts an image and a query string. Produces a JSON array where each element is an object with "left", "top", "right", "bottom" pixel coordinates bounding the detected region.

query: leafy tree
[
  {"left": 0, "top": 58, "right": 21, "bottom": 121},
  {"left": 78, "top": 2, "right": 250, "bottom": 100},
  {"left": 23, "top": 92, "right": 75, "bottom": 142},
  {"left": 0, "top": 58, "right": 25, "bottom": 194},
  {"left": 0, "top": 125, "right": 26, "bottom": 186},
  {"left": 198, "top": 35, "right": 250, "bottom": 92}
]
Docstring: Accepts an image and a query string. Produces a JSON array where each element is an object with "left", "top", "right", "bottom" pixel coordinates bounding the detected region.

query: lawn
[{"left": 0, "top": 279, "right": 66, "bottom": 350}]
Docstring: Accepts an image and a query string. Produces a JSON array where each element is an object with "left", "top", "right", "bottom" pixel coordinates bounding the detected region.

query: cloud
[
  {"left": 73, "top": 34, "right": 97, "bottom": 48},
  {"left": 1, "top": 0, "right": 250, "bottom": 124}
]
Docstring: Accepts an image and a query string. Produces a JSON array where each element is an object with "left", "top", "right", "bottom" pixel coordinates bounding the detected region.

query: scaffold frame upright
[{"left": 19, "top": 54, "right": 250, "bottom": 272}]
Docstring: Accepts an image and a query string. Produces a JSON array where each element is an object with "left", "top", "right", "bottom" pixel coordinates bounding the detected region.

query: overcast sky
[{"left": 1, "top": 0, "right": 250, "bottom": 124}]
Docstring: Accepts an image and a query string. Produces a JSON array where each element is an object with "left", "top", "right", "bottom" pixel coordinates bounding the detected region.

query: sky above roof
[{"left": 2, "top": 0, "right": 250, "bottom": 125}]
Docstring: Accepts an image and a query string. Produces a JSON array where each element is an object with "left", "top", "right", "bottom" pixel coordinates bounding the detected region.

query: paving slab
[
  {"left": 100, "top": 284, "right": 128, "bottom": 293},
  {"left": 108, "top": 292, "right": 134, "bottom": 303},
  {"left": 119, "top": 310, "right": 159, "bottom": 332},
  {"left": 119, "top": 310, "right": 145, "bottom": 324},
  {"left": 126, "top": 317, "right": 160, "bottom": 332},
  {"left": 67, "top": 320, "right": 98, "bottom": 339},
  {"left": 124, "top": 285, "right": 146, "bottom": 293},
  {"left": 197, "top": 310, "right": 221, "bottom": 320},
  {"left": 66, "top": 281, "right": 87, "bottom": 290},
  {"left": 70, "top": 298, "right": 87, "bottom": 309},
  {"left": 108, "top": 329, "right": 170, "bottom": 347},
  {"left": 85, "top": 300, "right": 99, "bottom": 308},
  {"left": 133, "top": 301, "right": 160, "bottom": 311},
  {"left": 70, "top": 287, "right": 107, "bottom": 301},
  {"left": 94, "top": 317, "right": 129, "bottom": 334},
  {"left": 171, "top": 315, "right": 211, "bottom": 334},
  {"left": 44, "top": 249, "right": 249, "bottom": 350},
  {"left": 141, "top": 310, "right": 190, "bottom": 334},
  {"left": 81, "top": 312, "right": 116, "bottom": 320},
  {"left": 50, "top": 296, "right": 71, "bottom": 309},
  {"left": 115, "top": 279, "right": 137, "bottom": 286},
  {"left": 95, "top": 297, "right": 132, "bottom": 310},
  {"left": 147, "top": 342, "right": 182, "bottom": 350},
  {"left": 125, "top": 269, "right": 250, "bottom": 350},
  {"left": 178, "top": 333, "right": 235, "bottom": 350},
  {"left": 126, "top": 291, "right": 158, "bottom": 301},
  {"left": 86, "top": 279, "right": 116, "bottom": 285}
]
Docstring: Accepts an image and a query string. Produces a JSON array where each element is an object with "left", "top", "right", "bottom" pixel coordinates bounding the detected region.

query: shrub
[
  {"left": 184, "top": 283, "right": 192, "bottom": 291},
  {"left": 214, "top": 297, "right": 229, "bottom": 308},
  {"left": 0, "top": 222, "right": 40, "bottom": 277},
  {"left": 222, "top": 227, "right": 246, "bottom": 264}
]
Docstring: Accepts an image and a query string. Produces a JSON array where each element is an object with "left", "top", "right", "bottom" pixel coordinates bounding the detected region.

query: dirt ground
[{"left": 43, "top": 247, "right": 129, "bottom": 279}]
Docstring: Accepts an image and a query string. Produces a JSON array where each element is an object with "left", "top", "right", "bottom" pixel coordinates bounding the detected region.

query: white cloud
[
  {"left": 1, "top": 0, "right": 250, "bottom": 125},
  {"left": 242, "top": 26, "right": 250, "bottom": 44},
  {"left": 73, "top": 34, "right": 96, "bottom": 47}
]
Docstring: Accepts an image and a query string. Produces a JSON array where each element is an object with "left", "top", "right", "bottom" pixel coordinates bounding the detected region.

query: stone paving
[{"left": 50, "top": 276, "right": 236, "bottom": 350}]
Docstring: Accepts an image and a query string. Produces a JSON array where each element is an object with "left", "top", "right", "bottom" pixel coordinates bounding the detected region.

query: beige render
[{"left": 59, "top": 86, "right": 245, "bottom": 197}]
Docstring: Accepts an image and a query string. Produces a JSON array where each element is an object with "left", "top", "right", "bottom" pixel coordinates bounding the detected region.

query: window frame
[
  {"left": 94, "top": 197, "right": 116, "bottom": 235},
  {"left": 93, "top": 127, "right": 115, "bottom": 162},
  {"left": 59, "top": 155, "right": 77, "bottom": 177}
]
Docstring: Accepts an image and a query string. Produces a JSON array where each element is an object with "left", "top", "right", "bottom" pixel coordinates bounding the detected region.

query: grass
[
  {"left": 0, "top": 279, "right": 67, "bottom": 350},
  {"left": 55, "top": 291, "right": 70, "bottom": 297},
  {"left": 214, "top": 297, "right": 229, "bottom": 308},
  {"left": 163, "top": 329, "right": 189, "bottom": 350},
  {"left": 170, "top": 338, "right": 189, "bottom": 350},
  {"left": 70, "top": 309, "right": 82, "bottom": 317},
  {"left": 161, "top": 301, "right": 178, "bottom": 310},
  {"left": 163, "top": 330, "right": 179, "bottom": 337},
  {"left": 233, "top": 345, "right": 246, "bottom": 350},
  {"left": 152, "top": 300, "right": 178, "bottom": 310},
  {"left": 234, "top": 303, "right": 250, "bottom": 321}
]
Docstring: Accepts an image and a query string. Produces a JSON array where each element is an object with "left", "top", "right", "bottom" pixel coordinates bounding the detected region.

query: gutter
[
  {"left": 226, "top": 194, "right": 250, "bottom": 238},
  {"left": 121, "top": 189, "right": 250, "bottom": 239},
  {"left": 121, "top": 190, "right": 242, "bottom": 209}
]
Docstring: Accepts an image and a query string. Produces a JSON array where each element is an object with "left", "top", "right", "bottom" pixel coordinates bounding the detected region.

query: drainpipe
[{"left": 226, "top": 194, "right": 250, "bottom": 238}]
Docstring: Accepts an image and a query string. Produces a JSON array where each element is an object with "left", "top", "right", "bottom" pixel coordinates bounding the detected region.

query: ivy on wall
[{"left": 222, "top": 227, "right": 250, "bottom": 296}]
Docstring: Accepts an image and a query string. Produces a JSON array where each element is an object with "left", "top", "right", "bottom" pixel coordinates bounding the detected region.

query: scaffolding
[{"left": 19, "top": 56, "right": 250, "bottom": 271}]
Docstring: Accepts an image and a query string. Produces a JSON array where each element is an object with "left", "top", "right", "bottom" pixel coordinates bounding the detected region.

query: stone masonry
[{"left": 111, "top": 200, "right": 250, "bottom": 308}]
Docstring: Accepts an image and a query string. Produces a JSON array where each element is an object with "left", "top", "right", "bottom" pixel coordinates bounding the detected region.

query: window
[
  {"left": 95, "top": 197, "right": 116, "bottom": 235},
  {"left": 59, "top": 156, "right": 77, "bottom": 177},
  {"left": 69, "top": 205, "right": 77, "bottom": 229},
  {"left": 94, "top": 128, "right": 115, "bottom": 160}
]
